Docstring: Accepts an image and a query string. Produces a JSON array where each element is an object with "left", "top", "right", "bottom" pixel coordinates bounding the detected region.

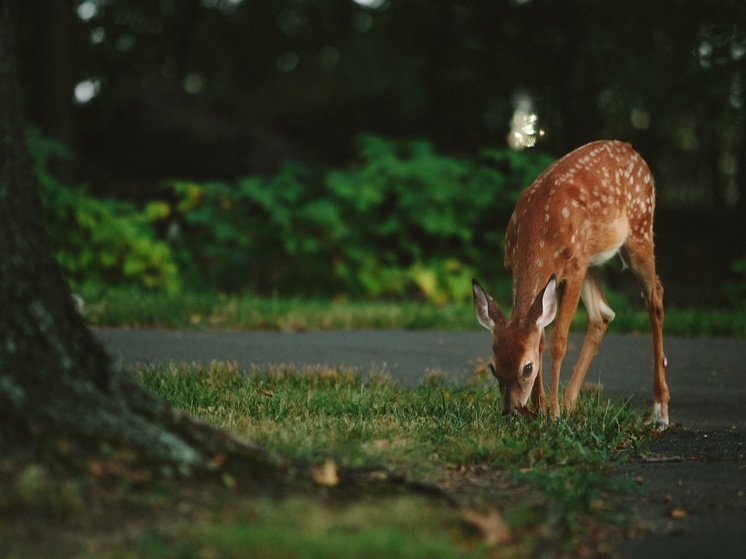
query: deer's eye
[
  {"left": 521, "top": 363, "right": 533, "bottom": 378},
  {"left": 488, "top": 363, "right": 497, "bottom": 378}
]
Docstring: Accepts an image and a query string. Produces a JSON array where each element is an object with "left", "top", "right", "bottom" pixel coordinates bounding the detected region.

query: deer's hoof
[{"left": 649, "top": 403, "right": 669, "bottom": 431}]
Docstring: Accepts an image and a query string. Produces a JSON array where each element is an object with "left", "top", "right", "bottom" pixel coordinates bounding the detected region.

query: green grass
[
  {"left": 120, "top": 497, "right": 482, "bottom": 559},
  {"left": 82, "top": 288, "right": 474, "bottom": 331},
  {"left": 136, "top": 363, "right": 647, "bottom": 476},
  {"left": 121, "top": 362, "right": 651, "bottom": 558},
  {"left": 81, "top": 287, "right": 745, "bottom": 336}
]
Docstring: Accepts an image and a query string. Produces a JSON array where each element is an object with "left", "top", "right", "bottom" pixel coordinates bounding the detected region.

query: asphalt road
[{"left": 96, "top": 328, "right": 746, "bottom": 558}]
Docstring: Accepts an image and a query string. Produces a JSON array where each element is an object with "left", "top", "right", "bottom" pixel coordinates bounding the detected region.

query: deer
[{"left": 472, "top": 140, "right": 670, "bottom": 430}]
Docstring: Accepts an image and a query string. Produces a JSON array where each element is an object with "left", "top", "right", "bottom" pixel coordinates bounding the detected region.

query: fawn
[{"left": 472, "top": 140, "right": 669, "bottom": 430}]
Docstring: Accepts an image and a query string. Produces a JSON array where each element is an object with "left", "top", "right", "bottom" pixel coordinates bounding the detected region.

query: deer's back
[{"left": 504, "top": 140, "right": 655, "bottom": 304}]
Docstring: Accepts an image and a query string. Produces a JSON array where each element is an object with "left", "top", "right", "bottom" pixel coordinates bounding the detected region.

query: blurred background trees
[{"left": 14, "top": 0, "right": 746, "bottom": 307}]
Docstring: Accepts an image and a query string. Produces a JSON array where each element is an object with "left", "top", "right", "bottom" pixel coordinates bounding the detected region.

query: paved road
[
  {"left": 96, "top": 328, "right": 746, "bottom": 558},
  {"left": 96, "top": 328, "right": 745, "bottom": 426}
]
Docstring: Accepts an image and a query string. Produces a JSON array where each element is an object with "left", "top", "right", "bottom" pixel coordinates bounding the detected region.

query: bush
[
  {"left": 29, "top": 128, "right": 180, "bottom": 294},
  {"left": 167, "top": 136, "right": 554, "bottom": 301},
  {"left": 722, "top": 255, "right": 746, "bottom": 309}
]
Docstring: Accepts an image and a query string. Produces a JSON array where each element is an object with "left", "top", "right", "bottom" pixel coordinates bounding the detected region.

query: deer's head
[{"left": 472, "top": 276, "right": 557, "bottom": 415}]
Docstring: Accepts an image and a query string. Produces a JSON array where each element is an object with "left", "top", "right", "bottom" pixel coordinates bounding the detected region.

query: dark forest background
[{"left": 14, "top": 0, "right": 746, "bottom": 307}]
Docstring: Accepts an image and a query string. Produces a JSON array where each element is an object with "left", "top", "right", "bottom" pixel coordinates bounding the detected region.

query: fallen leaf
[
  {"left": 463, "top": 508, "right": 511, "bottom": 546},
  {"left": 310, "top": 459, "right": 339, "bottom": 487}
]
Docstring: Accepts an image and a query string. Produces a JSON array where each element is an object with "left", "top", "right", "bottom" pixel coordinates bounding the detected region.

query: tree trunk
[{"left": 0, "top": 0, "right": 284, "bottom": 482}]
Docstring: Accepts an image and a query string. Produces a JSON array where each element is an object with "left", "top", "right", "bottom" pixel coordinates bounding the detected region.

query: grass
[
  {"left": 136, "top": 363, "right": 647, "bottom": 476},
  {"left": 115, "top": 362, "right": 651, "bottom": 558},
  {"left": 80, "top": 287, "right": 746, "bottom": 336},
  {"left": 81, "top": 288, "right": 473, "bottom": 331},
  {"left": 119, "top": 497, "right": 483, "bottom": 559},
  {"left": 2, "top": 363, "right": 652, "bottom": 558}
]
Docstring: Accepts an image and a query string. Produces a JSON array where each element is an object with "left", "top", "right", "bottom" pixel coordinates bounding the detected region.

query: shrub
[
  {"left": 722, "top": 255, "right": 746, "bottom": 309},
  {"left": 29, "top": 128, "right": 180, "bottom": 294},
  {"left": 167, "top": 135, "right": 554, "bottom": 301}
]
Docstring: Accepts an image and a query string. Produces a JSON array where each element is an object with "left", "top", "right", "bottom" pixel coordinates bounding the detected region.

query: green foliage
[
  {"left": 168, "top": 162, "right": 327, "bottom": 293},
  {"left": 722, "top": 255, "right": 746, "bottom": 309},
  {"left": 168, "top": 135, "right": 553, "bottom": 301},
  {"left": 28, "top": 128, "right": 180, "bottom": 294}
]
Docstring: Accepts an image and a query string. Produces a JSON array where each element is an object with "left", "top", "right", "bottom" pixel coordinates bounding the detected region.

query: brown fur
[{"left": 474, "top": 140, "right": 670, "bottom": 429}]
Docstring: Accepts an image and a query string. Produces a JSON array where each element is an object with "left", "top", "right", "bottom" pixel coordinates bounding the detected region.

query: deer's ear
[
  {"left": 530, "top": 276, "right": 558, "bottom": 329},
  {"left": 472, "top": 279, "right": 506, "bottom": 333}
]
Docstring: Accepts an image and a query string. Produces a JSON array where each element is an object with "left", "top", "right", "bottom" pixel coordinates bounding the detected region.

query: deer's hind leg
[
  {"left": 563, "top": 267, "right": 615, "bottom": 410},
  {"left": 621, "top": 238, "right": 669, "bottom": 430}
]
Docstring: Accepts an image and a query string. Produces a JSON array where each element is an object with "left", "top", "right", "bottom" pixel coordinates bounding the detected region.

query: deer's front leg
[
  {"left": 563, "top": 269, "right": 615, "bottom": 410},
  {"left": 530, "top": 329, "right": 546, "bottom": 409},
  {"left": 547, "top": 278, "right": 583, "bottom": 418},
  {"left": 547, "top": 338, "right": 565, "bottom": 419}
]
